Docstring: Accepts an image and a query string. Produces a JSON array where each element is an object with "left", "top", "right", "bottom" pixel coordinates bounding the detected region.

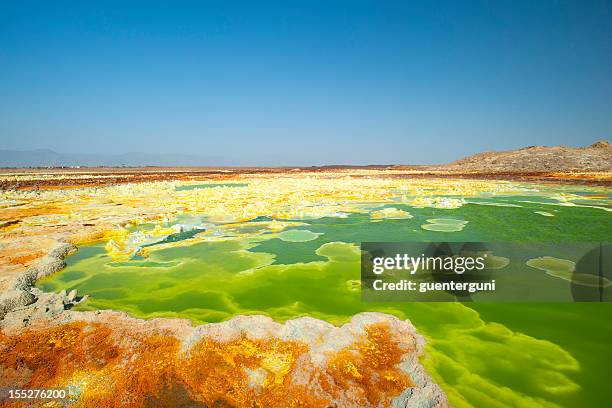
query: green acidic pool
[{"left": 39, "top": 189, "right": 612, "bottom": 407}]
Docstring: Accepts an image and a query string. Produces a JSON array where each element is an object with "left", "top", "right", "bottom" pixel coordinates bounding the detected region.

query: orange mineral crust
[{"left": 0, "top": 312, "right": 447, "bottom": 408}]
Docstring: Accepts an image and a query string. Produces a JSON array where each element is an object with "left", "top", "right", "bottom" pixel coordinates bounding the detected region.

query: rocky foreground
[
  {"left": 1, "top": 302, "right": 447, "bottom": 407},
  {"left": 0, "top": 241, "right": 448, "bottom": 407},
  {"left": 0, "top": 243, "right": 448, "bottom": 407}
]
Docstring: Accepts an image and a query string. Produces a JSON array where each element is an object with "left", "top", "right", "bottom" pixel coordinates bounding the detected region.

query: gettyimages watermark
[{"left": 360, "top": 242, "right": 611, "bottom": 302}]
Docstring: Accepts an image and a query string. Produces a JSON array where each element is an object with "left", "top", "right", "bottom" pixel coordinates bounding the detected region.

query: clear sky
[{"left": 1, "top": 0, "right": 611, "bottom": 165}]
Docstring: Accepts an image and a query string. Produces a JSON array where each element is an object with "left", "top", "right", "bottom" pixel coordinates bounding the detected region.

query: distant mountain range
[{"left": 0, "top": 149, "right": 216, "bottom": 167}]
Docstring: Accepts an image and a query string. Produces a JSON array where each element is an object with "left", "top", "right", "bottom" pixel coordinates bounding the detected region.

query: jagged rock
[
  {"left": 34, "top": 256, "right": 67, "bottom": 279},
  {"left": 0, "top": 240, "right": 77, "bottom": 321},
  {"left": 12, "top": 268, "right": 38, "bottom": 291},
  {"left": 591, "top": 140, "right": 611, "bottom": 149},
  {"left": 67, "top": 289, "right": 77, "bottom": 302},
  {"left": 0, "top": 290, "right": 37, "bottom": 320},
  {"left": 48, "top": 242, "right": 78, "bottom": 259}
]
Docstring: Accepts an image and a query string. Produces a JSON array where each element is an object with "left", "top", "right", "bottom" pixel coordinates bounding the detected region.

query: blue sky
[{"left": 1, "top": 0, "right": 611, "bottom": 165}]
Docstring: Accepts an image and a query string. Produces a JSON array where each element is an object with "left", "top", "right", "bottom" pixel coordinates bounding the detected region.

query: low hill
[{"left": 445, "top": 140, "right": 611, "bottom": 172}]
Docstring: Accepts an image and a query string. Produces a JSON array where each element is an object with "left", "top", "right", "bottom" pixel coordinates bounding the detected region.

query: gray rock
[
  {"left": 67, "top": 289, "right": 77, "bottom": 302},
  {"left": 48, "top": 242, "right": 78, "bottom": 259},
  {"left": 0, "top": 290, "right": 37, "bottom": 320},
  {"left": 34, "top": 256, "right": 67, "bottom": 279},
  {"left": 12, "top": 268, "right": 38, "bottom": 291}
]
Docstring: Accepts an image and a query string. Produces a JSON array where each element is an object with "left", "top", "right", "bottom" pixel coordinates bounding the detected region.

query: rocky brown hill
[{"left": 445, "top": 140, "right": 611, "bottom": 172}]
